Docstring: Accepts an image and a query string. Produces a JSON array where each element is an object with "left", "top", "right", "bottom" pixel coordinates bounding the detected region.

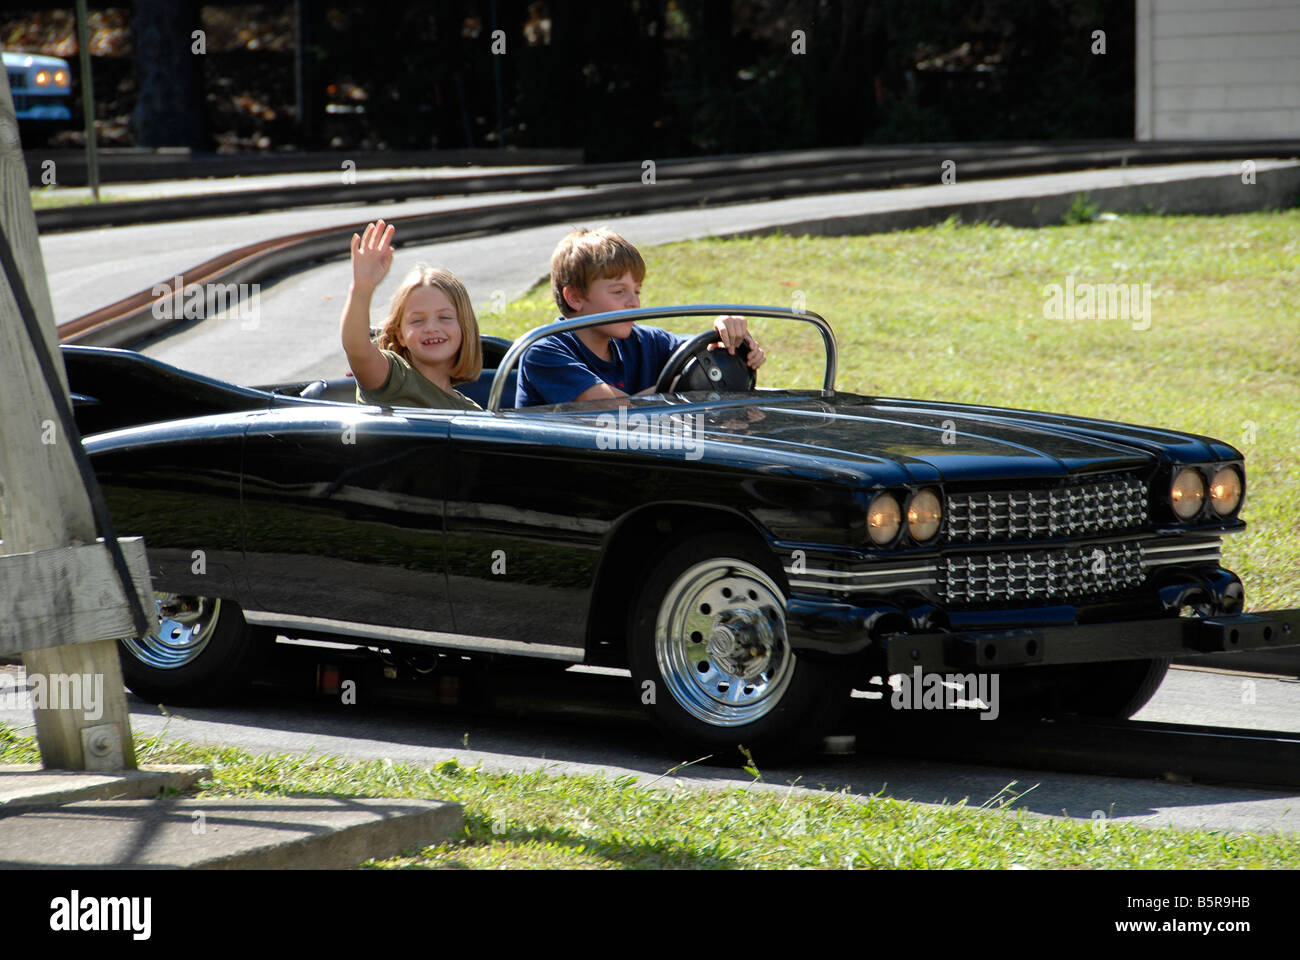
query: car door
[
  {"left": 239, "top": 406, "right": 454, "bottom": 636},
  {"left": 443, "top": 411, "right": 614, "bottom": 658}
]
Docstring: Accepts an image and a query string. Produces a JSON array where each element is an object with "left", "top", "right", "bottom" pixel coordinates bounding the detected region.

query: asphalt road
[
  {"left": 3, "top": 660, "right": 1298, "bottom": 836},
  {"left": 39, "top": 183, "right": 602, "bottom": 328}
]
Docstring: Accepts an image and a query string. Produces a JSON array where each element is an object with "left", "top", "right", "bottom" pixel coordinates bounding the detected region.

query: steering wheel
[{"left": 654, "top": 330, "right": 757, "bottom": 395}]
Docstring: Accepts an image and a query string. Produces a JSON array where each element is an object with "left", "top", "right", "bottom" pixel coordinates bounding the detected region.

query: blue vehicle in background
[{"left": 3, "top": 50, "right": 73, "bottom": 126}]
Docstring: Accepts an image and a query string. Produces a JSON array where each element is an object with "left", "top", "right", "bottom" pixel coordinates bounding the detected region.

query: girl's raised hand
[{"left": 351, "top": 220, "right": 395, "bottom": 293}]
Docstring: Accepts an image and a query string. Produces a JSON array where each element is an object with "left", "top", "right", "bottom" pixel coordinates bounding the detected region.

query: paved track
[
  {"left": 39, "top": 184, "right": 602, "bottom": 326},
  {"left": 3, "top": 663, "right": 1298, "bottom": 836}
]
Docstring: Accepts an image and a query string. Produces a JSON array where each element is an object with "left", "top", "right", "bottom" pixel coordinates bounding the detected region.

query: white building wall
[{"left": 1136, "top": 0, "right": 1300, "bottom": 138}]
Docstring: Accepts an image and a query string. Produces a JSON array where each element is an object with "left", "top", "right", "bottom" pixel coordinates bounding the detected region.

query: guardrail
[{"left": 25, "top": 146, "right": 585, "bottom": 185}]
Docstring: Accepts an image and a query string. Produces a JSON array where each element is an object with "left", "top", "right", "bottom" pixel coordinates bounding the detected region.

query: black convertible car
[{"left": 68, "top": 305, "right": 1299, "bottom": 760}]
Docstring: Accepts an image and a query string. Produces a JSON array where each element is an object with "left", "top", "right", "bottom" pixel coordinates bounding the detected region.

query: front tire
[
  {"left": 628, "top": 534, "right": 849, "bottom": 764},
  {"left": 119, "top": 593, "right": 262, "bottom": 705},
  {"left": 999, "top": 657, "right": 1170, "bottom": 720}
]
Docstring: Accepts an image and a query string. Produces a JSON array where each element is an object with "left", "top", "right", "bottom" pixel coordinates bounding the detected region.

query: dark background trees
[
  {"left": 2, "top": 0, "right": 1136, "bottom": 158},
  {"left": 130, "top": 0, "right": 208, "bottom": 149}
]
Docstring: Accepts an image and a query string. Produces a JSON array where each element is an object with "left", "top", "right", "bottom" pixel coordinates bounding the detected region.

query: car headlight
[
  {"left": 1170, "top": 467, "right": 1205, "bottom": 520},
  {"left": 53, "top": 69, "right": 68, "bottom": 87},
  {"left": 1209, "top": 466, "right": 1243, "bottom": 517},
  {"left": 34, "top": 70, "right": 50, "bottom": 86},
  {"left": 867, "top": 492, "right": 901, "bottom": 545},
  {"left": 907, "top": 489, "right": 943, "bottom": 542}
]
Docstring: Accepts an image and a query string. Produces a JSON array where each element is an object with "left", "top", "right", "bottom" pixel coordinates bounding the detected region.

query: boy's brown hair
[
  {"left": 550, "top": 227, "right": 647, "bottom": 316},
  {"left": 377, "top": 265, "right": 483, "bottom": 385}
]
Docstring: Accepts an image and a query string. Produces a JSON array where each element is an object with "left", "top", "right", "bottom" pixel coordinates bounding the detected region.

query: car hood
[
  {"left": 3, "top": 52, "right": 68, "bottom": 70},
  {"left": 590, "top": 392, "right": 1239, "bottom": 486}
]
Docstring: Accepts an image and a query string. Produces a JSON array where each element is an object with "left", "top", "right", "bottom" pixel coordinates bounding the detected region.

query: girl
[{"left": 340, "top": 219, "right": 483, "bottom": 409}]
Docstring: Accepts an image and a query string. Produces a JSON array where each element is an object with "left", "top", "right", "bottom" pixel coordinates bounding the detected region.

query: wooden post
[{"left": 0, "top": 68, "right": 151, "bottom": 769}]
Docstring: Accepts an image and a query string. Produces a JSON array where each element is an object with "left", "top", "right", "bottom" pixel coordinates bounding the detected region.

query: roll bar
[{"left": 487, "top": 304, "right": 837, "bottom": 412}]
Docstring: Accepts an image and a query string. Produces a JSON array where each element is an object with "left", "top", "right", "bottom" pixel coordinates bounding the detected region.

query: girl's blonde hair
[{"left": 377, "top": 265, "right": 482, "bottom": 385}]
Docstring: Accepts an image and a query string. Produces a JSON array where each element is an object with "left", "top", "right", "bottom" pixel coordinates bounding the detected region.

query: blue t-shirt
[{"left": 516, "top": 325, "right": 690, "bottom": 407}]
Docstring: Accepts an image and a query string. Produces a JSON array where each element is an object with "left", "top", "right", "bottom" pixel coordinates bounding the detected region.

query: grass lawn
[
  {"left": 29, "top": 188, "right": 130, "bottom": 209},
  {"left": 3, "top": 724, "right": 1298, "bottom": 869},
  {"left": 489, "top": 209, "right": 1300, "bottom": 612}
]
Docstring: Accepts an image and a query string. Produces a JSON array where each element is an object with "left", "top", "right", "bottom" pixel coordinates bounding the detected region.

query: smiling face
[
  {"left": 566, "top": 270, "right": 642, "bottom": 339},
  {"left": 396, "top": 286, "right": 462, "bottom": 368}
]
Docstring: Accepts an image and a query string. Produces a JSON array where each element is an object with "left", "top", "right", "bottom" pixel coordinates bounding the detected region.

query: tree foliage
[{"left": 6, "top": 0, "right": 1136, "bottom": 156}]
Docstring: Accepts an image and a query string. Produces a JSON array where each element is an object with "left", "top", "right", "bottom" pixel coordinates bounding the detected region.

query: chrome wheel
[
  {"left": 121, "top": 593, "right": 221, "bottom": 670},
  {"left": 655, "top": 558, "right": 794, "bottom": 727}
]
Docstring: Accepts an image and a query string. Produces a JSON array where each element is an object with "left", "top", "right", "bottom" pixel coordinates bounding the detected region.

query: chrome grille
[
  {"left": 939, "top": 540, "right": 1146, "bottom": 605},
  {"left": 946, "top": 474, "right": 1146, "bottom": 543}
]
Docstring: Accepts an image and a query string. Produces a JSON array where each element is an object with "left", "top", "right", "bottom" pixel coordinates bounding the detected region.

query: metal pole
[{"left": 74, "top": 0, "right": 99, "bottom": 201}]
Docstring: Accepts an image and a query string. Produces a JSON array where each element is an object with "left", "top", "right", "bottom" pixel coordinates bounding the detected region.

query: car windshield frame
[{"left": 487, "top": 304, "right": 838, "bottom": 413}]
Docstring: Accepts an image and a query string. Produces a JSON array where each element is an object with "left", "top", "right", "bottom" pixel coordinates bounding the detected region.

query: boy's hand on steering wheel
[
  {"left": 710, "top": 315, "right": 766, "bottom": 370},
  {"left": 351, "top": 220, "right": 395, "bottom": 294}
]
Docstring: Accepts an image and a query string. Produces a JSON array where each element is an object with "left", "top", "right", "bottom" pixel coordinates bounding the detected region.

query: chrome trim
[
  {"left": 121, "top": 594, "right": 220, "bottom": 670},
  {"left": 789, "top": 577, "right": 937, "bottom": 593},
  {"left": 784, "top": 559, "right": 940, "bottom": 594},
  {"left": 1144, "top": 548, "right": 1222, "bottom": 564},
  {"left": 1139, "top": 537, "right": 1222, "bottom": 567},
  {"left": 488, "top": 304, "right": 838, "bottom": 411},
  {"left": 783, "top": 534, "right": 1227, "bottom": 601},
  {"left": 1141, "top": 555, "right": 1222, "bottom": 567},
  {"left": 787, "top": 564, "right": 939, "bottom": 579},
  {"left": 241, "top": 611, "right": 584, "bottom": 662},
  {"left": 1140, "top": 540, "right": 1222, "bottom": 555}
]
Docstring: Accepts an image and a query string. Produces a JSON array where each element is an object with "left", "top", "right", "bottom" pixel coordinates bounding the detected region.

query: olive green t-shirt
[{"left": 356, "top": 350, "right": 482, "bottom": 410}]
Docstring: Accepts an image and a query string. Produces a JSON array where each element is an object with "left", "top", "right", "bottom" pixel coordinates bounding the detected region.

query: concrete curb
[
  {"left": 0, "top": 762, "right": 465, "bottom": 868},
  {"left": 728, "top": 162, "right": 1300, "bottom": 239},
  {"left": 0, "top": 762, "right": 211, "bottom": 809},
  {"left": 0, "top": 796, "right": 464, "bottom": 869}
]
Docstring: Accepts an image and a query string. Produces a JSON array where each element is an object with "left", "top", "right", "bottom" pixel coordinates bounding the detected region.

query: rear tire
[
  {"left": 627, "top": 533, "right": 849, "bottom": 765},
  {"left": 119, "top": 594, "right": 262, "bottom": 705}
]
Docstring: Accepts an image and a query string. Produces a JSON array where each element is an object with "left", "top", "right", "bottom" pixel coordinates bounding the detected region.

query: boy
[{"left": 515, "top": 227, "right": 765, "bottom": 407}]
